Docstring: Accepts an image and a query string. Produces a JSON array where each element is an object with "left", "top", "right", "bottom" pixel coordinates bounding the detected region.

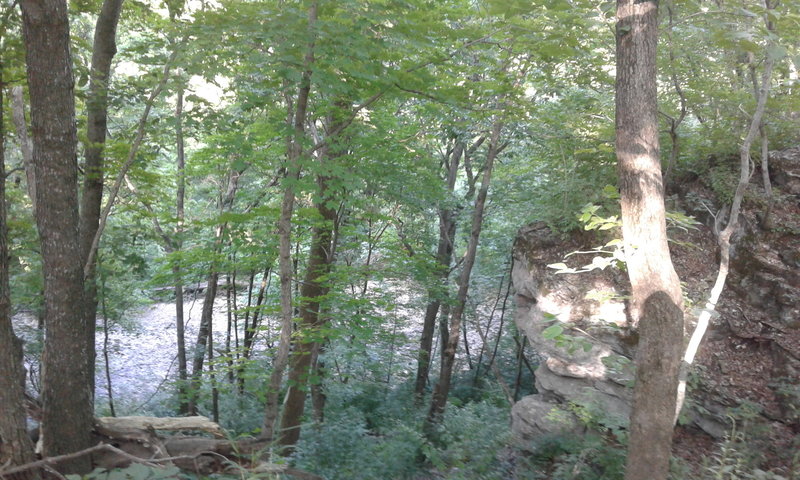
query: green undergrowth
[{"left": 293, "top": 380, "right": 512, "bottom": 480}]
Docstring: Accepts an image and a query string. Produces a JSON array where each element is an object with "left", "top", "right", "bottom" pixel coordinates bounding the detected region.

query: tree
[
  {"left": 0, "top": 45, "right": 38, "bottom": 480},
  {"left": 20, "top": 0, "right": 93, "bottom": 472},
  {"left": 277, "top": 111, "right": 342, "bottom": 450},
  {"left": 615, "top": 2, "right": 684, "bottom": 480},
  {"left": 261, "top": 0, "right": 318, "bottom": 444},
  {"left": 426, "top": 119, "right": 503, "bottom": 428},
  {"left": 79, "top": 0, "right": 125, "bottom": 402},
  {"left": 413, "top": 136, "right": 463, "bottom": 402},
  {"left": 675, "top": 0, "right": 778, "bottom": 419}
]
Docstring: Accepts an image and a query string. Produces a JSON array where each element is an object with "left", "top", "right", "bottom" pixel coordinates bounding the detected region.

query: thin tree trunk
[
  {"left": 488, "top": 263, "right": 512, "bottom": 370},
  {"left": 747, "top": 50, "right": 774, "bottom": 228},
  {"left": 237, "top": 266, "right": 269, "bottom": 393},
  {"left": 472, "top": 266, "right": 504, "bottom": 385},
  {"left": 225, "top": 274, "right": 233, "bottom": 384},
  {"left": 675, "top": 0, "right": 776, "bottom": 421},
  {"left": 616, "top": 2, "right": 685, "bottom": 479},
  {"left": 98, "top": 261, "right": 116, "bottom": 417},
  {"left": 174, "top": 80, "right": 188, "bottom": 414},
  {"left": 188, "top": 273, "right": 218, "bottom": 415},
  {"left": 245, "top": 267, "right": 270, "bottom": 359},
  {"left": 83, "top": 44, "right": 180, "bottom": 276},
  {"left": 461, "top": 311, "right": 472, "bottom": 370},
  {"left": 0, "top": 62, "right": 39, "bottom": 480},
  {"left": 662, "top": 2, "right": 687, "bottom": 186},
  {"left": 427, "top": 121, "right": 502, "bottom": 428},
  {"left": 262, "top": 2, "right": 318, "bottom": 444},
  {"left": 414, "top": 142, "right": 462, "bottom": 401},
  {"left": 10, "top": 87, "right": 35, "bottom": 214},
  {"left": 208, "top": 316, "right": 219, "bottom": 423},
  {"left": 437, "top": 301, "right": 450, "bottom": 369},
  {"left": 20, "top": 0, "right": 93, "bottom": 471},
  {"left": 79, "top": 0, "right": 125, "bottom": 406},
  {"left": 187, "top": 170, "right": 241, "bottom": 415},
  {"left": 471, "top": 305, "right": 513, "bottom": 406}
]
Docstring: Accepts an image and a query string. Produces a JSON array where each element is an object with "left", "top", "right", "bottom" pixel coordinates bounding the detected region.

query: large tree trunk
[
  {"left": 79, "top": 0, "right": 125, "bottom": 405},
  {"left": 615, "top": 2, "right": 684, "bottom": 479},
  {"left": 426, "top": 121, "right": 502, "bottom": 428},
  {"left": 413, "top": 141, "right": 461, "bottom": 401},
  {"left": 0, "top": 63, "right": 39, "bottom": 480},
  {"left": 20, "top": 0, "right": 93, "bottom": 472}
]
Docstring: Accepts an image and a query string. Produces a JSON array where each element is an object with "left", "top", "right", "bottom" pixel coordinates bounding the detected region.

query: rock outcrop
[
  {"left": 510, "top": 222, "right": 635, "bottom": 442},
  {"left": 511, "top": 147, "right": 800, "bottom": 464}
]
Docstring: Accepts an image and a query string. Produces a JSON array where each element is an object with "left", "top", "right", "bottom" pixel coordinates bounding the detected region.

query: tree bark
[
  {"left": 0, "top": 62, "right": 39, "bottom": 480},
  {"left": 615, "top": 2, "right": 684, "bottom": 479},
  {"left": 20, "top": 0, "right": 93, "bottom": 472},
  {"left": 426, "top": 121, "right": 502, "bottom": 428},
  {"left": 79, "top": 0, "right": 125, "bottom": 405}
]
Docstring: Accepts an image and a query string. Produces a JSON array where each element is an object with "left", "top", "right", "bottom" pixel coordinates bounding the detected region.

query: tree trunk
[
  {"left": 174, "top": 78, "right": 188, "bottom": 414},
  {"left": 615, "top": 2, "right": 684, "bottom": 479},
  {"left": 427, "top": 121, "right": 502, "bottom": 428},
  {"left": 208, "top": 317, "right": 219, "bottom": 423},
  {"left": 79, "top": 0, "right": 125, "bottom": 405},
  {"left": 674, "top": 0, "right": 776, "bottom": 421},
  {"left": 310, "top": 341, "right": 327, "bottom": 423},
  {"left": 414, "top": 142, "right": 461, "bottom": 401},
  {"left": 20, "top": 0, "right": 93, "bottom": 472},
  {"left": 188, "top": 272, "right": 218, "bottom": 415},
  {"left": 225, "top": 272, "right": 236, "bottom": 384},
  {"left": 278, "top": 148, "right": 339, "bottom": 452},
  {"left": 99, "top": 264, "right": 116, "bottom": 417},
  {"left": 0, "top": 63, "right": 39, "bottom": 480},
  {"left": 188, "top": 170, "right": 241, "bottom": 415},
  {"left": 10, "top": 87, "right": 35, "bottom": 214},
  {"left": 262, "top": 2, "right": 317, "bottom": 444}
]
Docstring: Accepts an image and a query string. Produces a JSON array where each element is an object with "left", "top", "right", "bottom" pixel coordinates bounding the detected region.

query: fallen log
[
  {"left": 95, "top": 416, "right": 225, "bottom": 438},
  {"left": 1, "top": 417, "right": 322, "bottom": 480}
]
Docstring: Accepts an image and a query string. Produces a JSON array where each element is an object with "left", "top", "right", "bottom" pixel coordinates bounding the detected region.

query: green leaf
[
  {"left": 766, "top": 44, "right": 788, "bottom": 61},
  {"left": 601, "top": 184, "right": 619, "bottom": 199},
  {"left": 542, "top": 324, "right": 564, "bottom": 340}
]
